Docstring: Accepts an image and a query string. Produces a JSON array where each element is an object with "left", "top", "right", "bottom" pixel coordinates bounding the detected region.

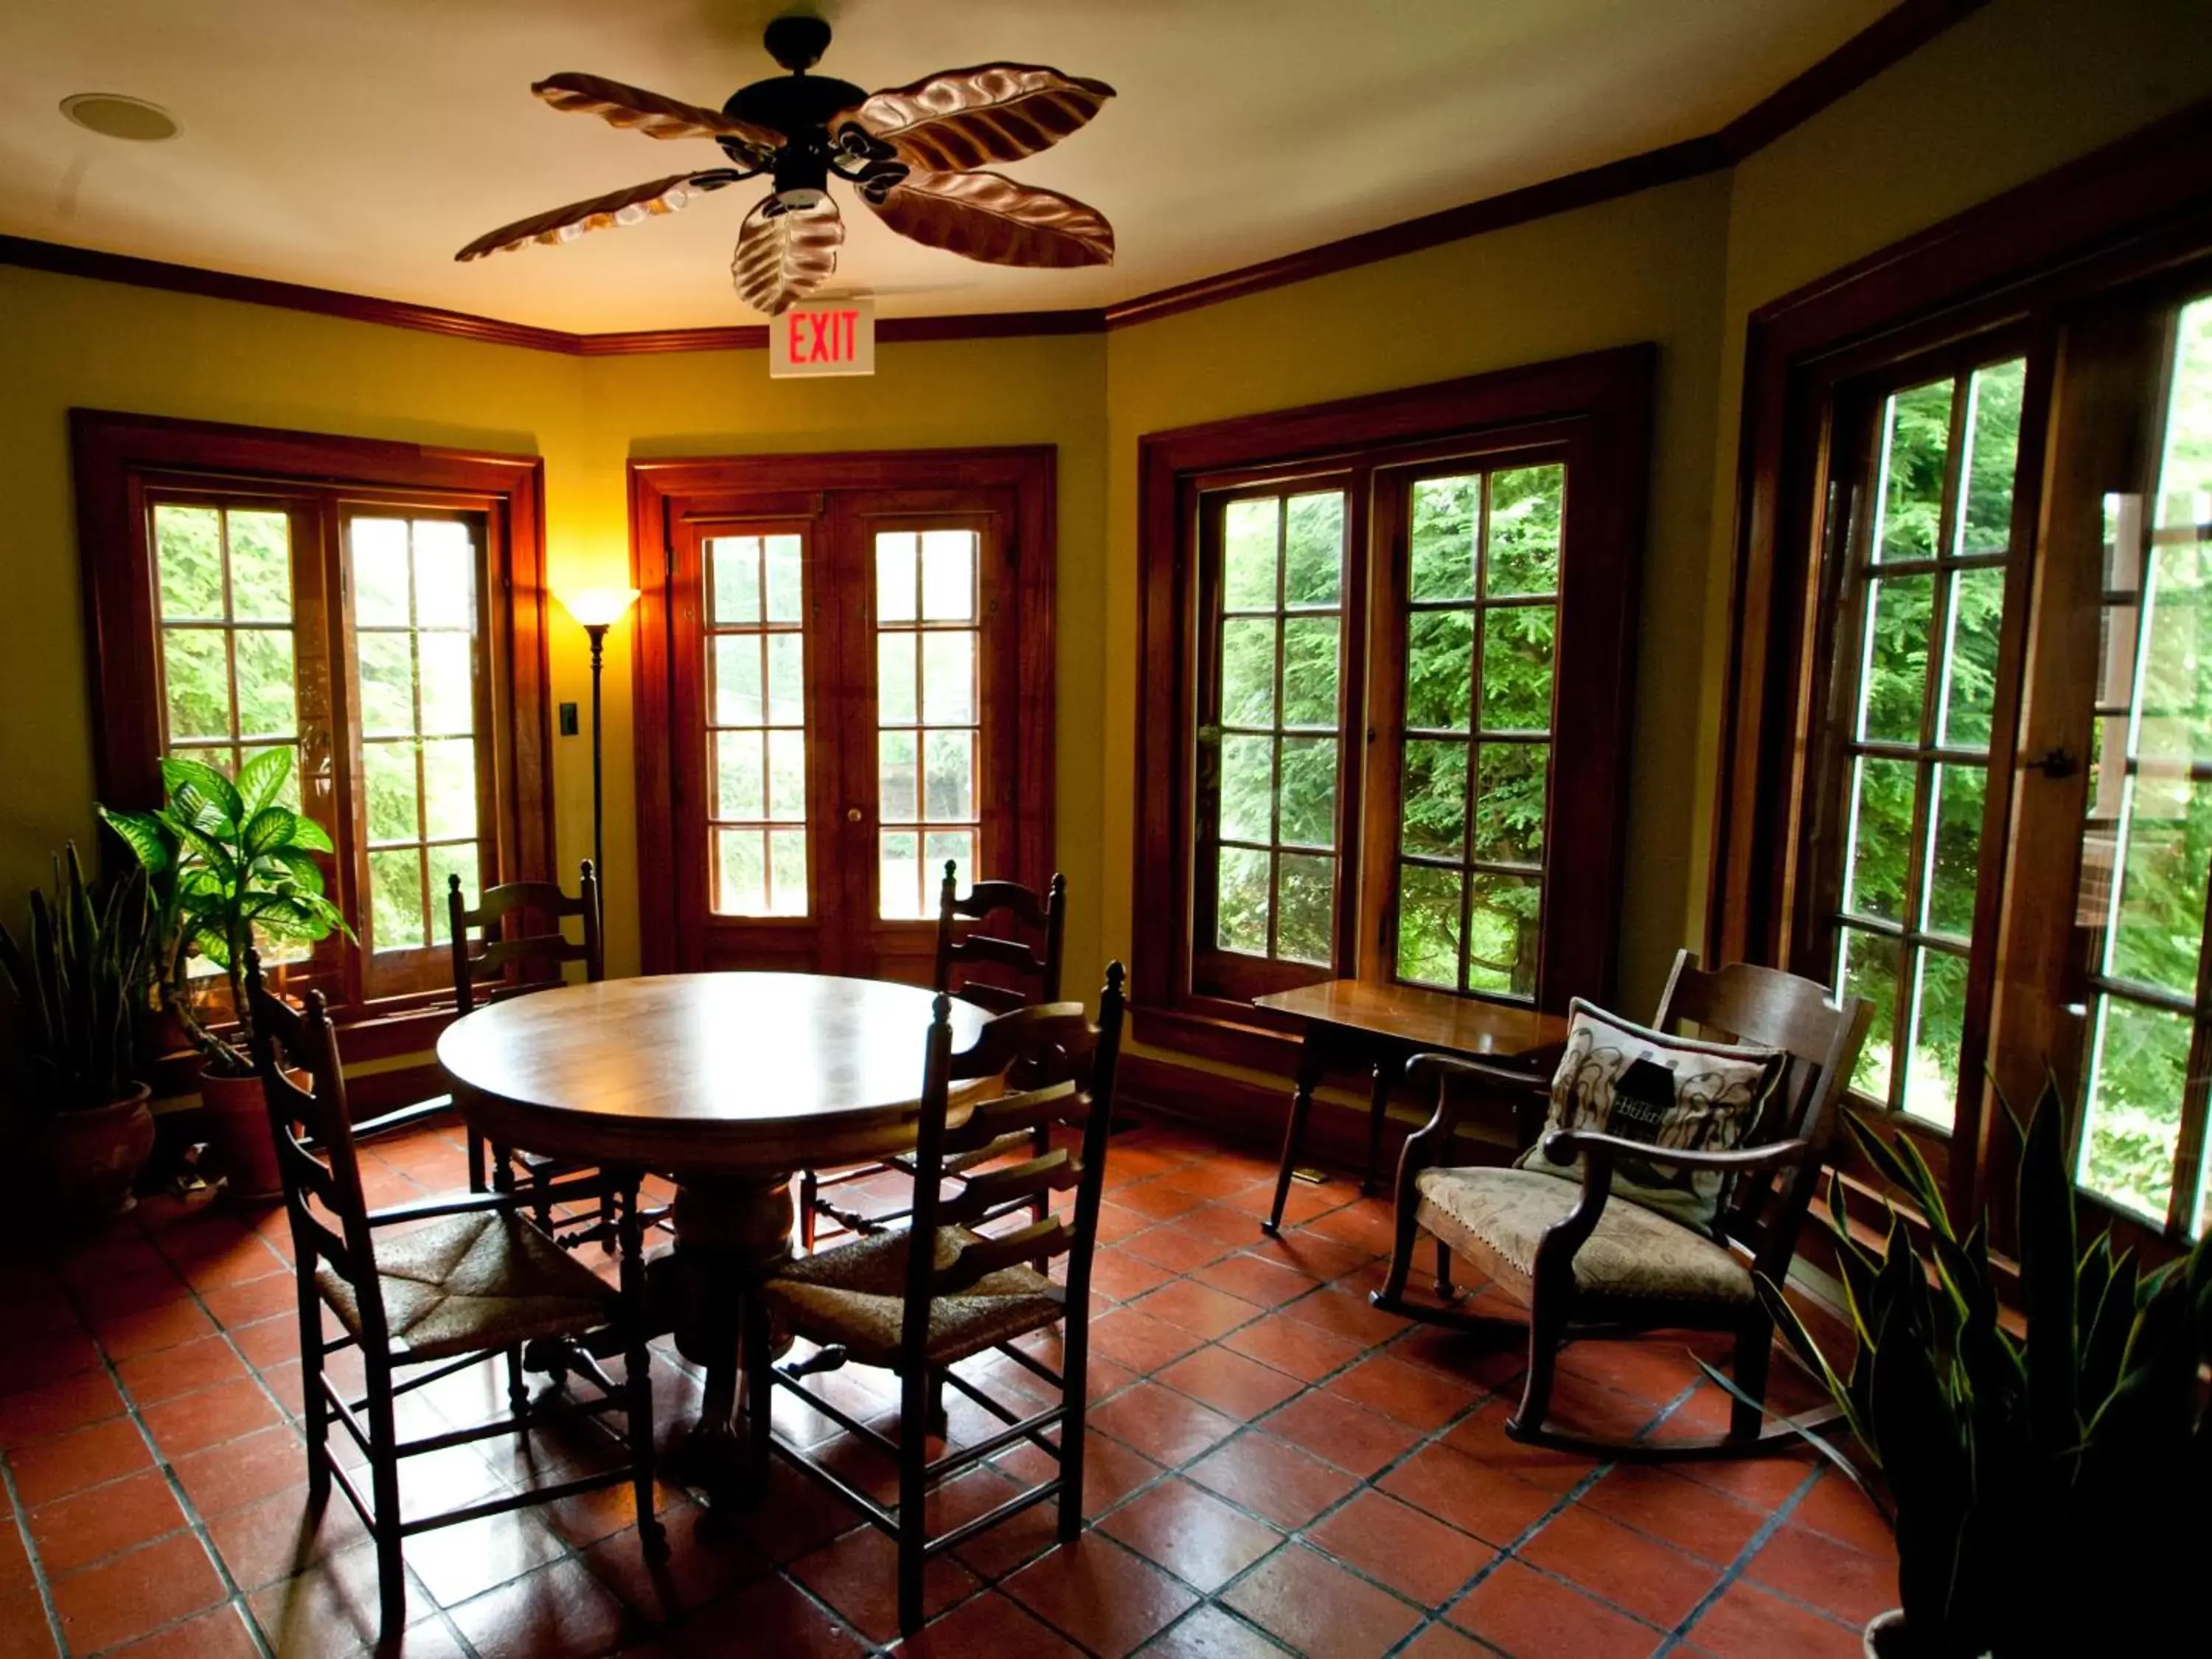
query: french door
[{"left": 635, "top": 453, "right": 1055, "bottom": 984}]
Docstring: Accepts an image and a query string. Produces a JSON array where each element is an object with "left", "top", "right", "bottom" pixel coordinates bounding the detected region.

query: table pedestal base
[{"left": 650, "top": 1172, "right": 796, "bottom": 1492}]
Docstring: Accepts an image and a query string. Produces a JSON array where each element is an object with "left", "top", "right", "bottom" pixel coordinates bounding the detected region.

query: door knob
[{"left": 846, "top": 807, "right": 863, "bottom": 822}]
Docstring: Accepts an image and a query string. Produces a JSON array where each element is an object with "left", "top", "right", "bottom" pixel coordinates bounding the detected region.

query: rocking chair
[{"left": 1373, "top": 950, "right": 1871, "bottom": 1459}]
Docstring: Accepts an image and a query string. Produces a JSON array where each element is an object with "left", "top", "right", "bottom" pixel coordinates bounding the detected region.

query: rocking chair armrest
[
  {"left": 1398, "top": 1051, "right": 1549, "bottom": 1168},
  {"left": 347, "top": 1095, "right": 455, "bottom": 1144},
  {"left": 1539, "top": 1129, "right": 1815, "bottom": 1174}
]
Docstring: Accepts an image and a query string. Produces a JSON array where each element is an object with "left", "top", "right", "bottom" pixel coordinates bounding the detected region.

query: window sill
[{"left": 144, "top": 998, "right": 462, "bottom": 1098}]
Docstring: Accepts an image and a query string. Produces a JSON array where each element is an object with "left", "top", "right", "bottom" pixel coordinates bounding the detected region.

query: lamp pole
[{"left": 585, "top": 622, "right": 610, "bottom": 887}]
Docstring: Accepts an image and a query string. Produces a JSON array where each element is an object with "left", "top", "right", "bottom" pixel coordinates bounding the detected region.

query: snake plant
[
  {"left": 98, "top": 751, "right": 349, "bottom": 1076},
  {"left": 1749, "top": 1079, "right": 2211, "bottom": 1657},
  {"left": 0, "top": 845, "right": 154, "bottom": 1110}
]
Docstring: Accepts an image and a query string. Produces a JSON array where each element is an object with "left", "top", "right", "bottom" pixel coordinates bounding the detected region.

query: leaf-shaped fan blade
[
  {"left": 533, "top": 72, "right": 782, "bottom": 154},
  {"left": 837, "top": 63, "right": 1113, "bottom": 173},
  {"left": 869, "top": 170, "right": 1113, "bottom": 269},
  {"left": 455, "top": 173, "right": 718, "bottom": 262},
  {"left": 731, "top": 195, "right": 844, "bottom": 315}
]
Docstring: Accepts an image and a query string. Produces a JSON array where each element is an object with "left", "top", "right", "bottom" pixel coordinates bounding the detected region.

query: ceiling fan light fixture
[
  {"left": 59, "top": 92, "right": 180, "bottom": 142},
  {"left": 773, "top": 186, "right": 827, "bottom": 212}
]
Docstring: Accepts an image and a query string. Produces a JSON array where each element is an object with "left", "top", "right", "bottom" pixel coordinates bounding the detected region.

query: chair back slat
[
  {"left": 900, "top": 964, "right": 1127, "bottom": 1371},
  {"left": 943, "top": 1080, "right": 1085, "bottom": 1155},
  {"left": 934, "top": 1220, "right": 1071, "bottom": 1295},
  {"left": 934, "top": 866, "right": 1066, "bottom": 1012},
  {"left": 450, "top": 863, "right": 603, "bottom": 1014},
  {"left": 244, "top": 952, "right": 390, "bottom": 1339},
  {"left": 1649, "top": 950, "right": 1871, "bottom": 1261}
]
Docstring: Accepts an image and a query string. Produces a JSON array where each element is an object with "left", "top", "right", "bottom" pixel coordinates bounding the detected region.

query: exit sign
[{"left": 771, "top": 297, "right": 874, "bottom": 378}]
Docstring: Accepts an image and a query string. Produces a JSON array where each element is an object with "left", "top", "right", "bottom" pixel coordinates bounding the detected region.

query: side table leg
[
  {"left": 1363, "top": 1059, "right": 1391, "bottom": 1196},
  {"left": 1264, "top": 1032, "right": 1326, "bottom": 1234}
]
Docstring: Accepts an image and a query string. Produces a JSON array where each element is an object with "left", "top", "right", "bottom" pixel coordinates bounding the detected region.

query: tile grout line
[{"left": 1, "top": 1422, "right": 74, "bottom": 1658}]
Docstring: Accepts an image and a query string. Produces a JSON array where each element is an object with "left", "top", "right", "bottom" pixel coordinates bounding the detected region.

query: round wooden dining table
[{"left": 435, "top": 971, "right": 987, "bottom": 1480}]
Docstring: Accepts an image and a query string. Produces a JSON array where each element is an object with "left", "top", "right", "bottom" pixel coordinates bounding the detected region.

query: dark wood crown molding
[{"left": 1, "top": 1, "right": 1983, "bottom": 356}]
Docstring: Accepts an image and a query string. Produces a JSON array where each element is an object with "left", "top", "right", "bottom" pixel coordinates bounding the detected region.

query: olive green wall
[
  {"left": 4, "top": 0, "right": 2205, "bottom": 1090},
  {"left": 0, "top": 265, "right": 1107, "bottom": 997}
]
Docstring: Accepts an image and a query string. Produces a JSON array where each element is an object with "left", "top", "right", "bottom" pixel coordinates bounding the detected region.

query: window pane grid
[
  {"left": 706, "top": 533, "right": 807, "bottom": 918},
  {"left": 1395, "top": 465, "right": 1560, "bottom": 999},
  {"left": 1832, "top": 360, "right": 2025, "bottom": 1122},
  {"left": 1208, "top": 491, "right": 1345, "bottom": 966},
  {"left": 877, "top": 529, "right": 981, "bottom": 921},
  {"left": 349, "top": 516, "right": 479, "bottom": 953},
  {"left": 2073, "top": 300, "right": 2212, "bottom": 1231}
]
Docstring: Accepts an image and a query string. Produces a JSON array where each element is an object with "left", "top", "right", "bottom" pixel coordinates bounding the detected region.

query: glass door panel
[
  {"left": 875, "top": 528, "right": 981, "bottom": 919},
  {"left": 706, "top": 532, "right": 810, "bottom": 917},
  {"left": 345, "top": 512, "right": 489, "bottom": 995},
  {"left": 1828, "top": 358, "right": 2026, "bottom": 1124},
  {"left": 2070, "top": 295, "right": 2212, "bottom": 1231}
]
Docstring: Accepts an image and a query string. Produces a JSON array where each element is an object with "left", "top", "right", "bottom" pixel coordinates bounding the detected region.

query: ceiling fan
[{"left": 456, "top": 14, "right": 1116, "bottom": 315}]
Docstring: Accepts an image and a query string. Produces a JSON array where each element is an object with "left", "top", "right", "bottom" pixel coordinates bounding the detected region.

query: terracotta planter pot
[
  {"left": 35, "top": 1084, "right": 156, "bottom": 1220},
  {"left": 198, "top": 1065, "right": 287, "bottom": 1202}
]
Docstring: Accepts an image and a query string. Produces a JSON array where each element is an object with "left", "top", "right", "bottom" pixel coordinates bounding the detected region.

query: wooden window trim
[
  {"left": 1134, "top": 347, "right": 1654, "bottom": 1051},
  {"left": 1707, "top": 100, "right": 2212, "bottom": 1251},
  {"left": 71, "top": 408, "right": 555, "bottom": 1042},
  {"left": 628, "top": 448, "right": 1056, "bottom": 975}
]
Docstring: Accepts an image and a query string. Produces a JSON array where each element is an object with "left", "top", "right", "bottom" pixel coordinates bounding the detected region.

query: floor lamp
[{"left": 556, "top": 588, "right": 639, "bottom": 900}]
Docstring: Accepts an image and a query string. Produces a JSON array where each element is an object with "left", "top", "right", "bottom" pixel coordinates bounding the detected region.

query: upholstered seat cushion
[
  {"left": 763, "top": 1225, "right": 1062, "bottom": 1370},
  {"left": 318, "top": 1210, "right": 617, "bottom": 1363},
  {"left": 1415, "top": 1166, "right": 1755, "bottom": 1310}
]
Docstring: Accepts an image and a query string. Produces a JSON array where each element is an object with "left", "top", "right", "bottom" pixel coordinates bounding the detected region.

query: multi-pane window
[
  {"left": 153, "top": 502, "right": 302, "bottom": 807},
  {"left": 1829, "top": 360, "right": 2026, "bottom": 1124},
  {"left": 1394, "top": 465, "right": 1562, "bottom": 998},
  {"left": 1207, "top": 491, "right": 1346, "bottom": 967},
  {"left": 876, "top": 529, "right": 982, "bottom": 919},
  {"left": 349, "top": 515, "right": 482, "bottom": 955},
  {"left": 2073, "top": 296, "right": 2212, "bottom": 1228},
  {"left": 706, "top": 532, "right": 808, "bottom": 917}
]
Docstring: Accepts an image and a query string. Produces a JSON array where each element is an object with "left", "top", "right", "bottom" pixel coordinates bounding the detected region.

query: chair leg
[
  {"left": 1058, "top": 1319, "right": 1090, "bottom": 1543},
  {"left": 364, "top": 1355, "right": 406, "bottom": 1644},
  {"left": 466, "top": 1127, "right": 488, "bottom": 1194},
  {"left": 1376, "top": 1199, "right": 1424, "bottom": 1310},
  {"left": 617, "top": 1189, "right": 666, "bottom": 1552},
  {"left": 1730, "top": 1314, "right": 1773, "bottom": 1441},
  {"left": 798, "top": 1170, "right": 819, "bottom": 1251},
  {"left": 298, "top": 1276, "right": 330, "bottom": 1510},
  {"left": 742, "top": 1295, "right": 773, "bottom": 1495},
  {"left": 504, "top": 1343, "right": 531, "bottom": 1433},
  {"left": 1433, "top": 1237, "right": 1459, "bottom": 1303},
  {"left": 897, "top": 1366, "right": 931, "bottom": 1635},
  {"left": 1508, "top": 1304, "right": 1564, "bottom": 1442}
]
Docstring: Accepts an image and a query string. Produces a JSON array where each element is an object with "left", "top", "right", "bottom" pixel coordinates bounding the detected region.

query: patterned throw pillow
[{"left": 1513, "top": 1000, "right": 1785, "bottom": 1235}]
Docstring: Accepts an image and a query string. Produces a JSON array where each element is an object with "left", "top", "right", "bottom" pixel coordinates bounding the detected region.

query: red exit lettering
[{"left": 786, "top": 308, "right": 860, "bottom": 364}]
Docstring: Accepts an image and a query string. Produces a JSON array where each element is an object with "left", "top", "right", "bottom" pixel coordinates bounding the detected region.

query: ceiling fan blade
[
  {"left": 869, "top": 170, "right": 1113, "bottom": 270},
  {"left": 731, "top": 195, "right": 844, "bottom": 315},
  {"left": 834, "top": 63, "right": 1113, "bottom": 173},
  {"left": 454, "top": 173, "right": 719, "bottom": 262},
  {"left": 533, "top": 72, "right": 781, "bottom": 156}
]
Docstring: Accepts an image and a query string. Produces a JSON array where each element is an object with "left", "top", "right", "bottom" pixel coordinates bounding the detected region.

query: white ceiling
[{"left": 0, "top": 0, "right": 1895, "bottom": 332}]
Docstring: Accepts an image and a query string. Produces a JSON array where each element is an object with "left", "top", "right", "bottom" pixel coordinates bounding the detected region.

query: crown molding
[{"left": 0, "top": 0, "right": 1984, "bottom": 355}]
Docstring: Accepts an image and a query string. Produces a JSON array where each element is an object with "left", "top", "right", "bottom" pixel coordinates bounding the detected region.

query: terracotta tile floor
[{"left": 0, "top": 1113, "right": 1897, "bottom": 1657}]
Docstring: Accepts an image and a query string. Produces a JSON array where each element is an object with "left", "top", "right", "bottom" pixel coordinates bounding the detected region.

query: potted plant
[
  {"left": 1748, "top": 1081, "right": 2210, "bottom": 1658},
  {"left": 100, "top": 752, "right": 349, "bottom": 1200},
  {"left": 0, "top": 846, "right": 159, "bottom": 1217}
]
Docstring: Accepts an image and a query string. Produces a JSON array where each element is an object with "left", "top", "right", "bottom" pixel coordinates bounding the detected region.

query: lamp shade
[{"left": 558, "top": 587, "right": 640, "bottom": 628}]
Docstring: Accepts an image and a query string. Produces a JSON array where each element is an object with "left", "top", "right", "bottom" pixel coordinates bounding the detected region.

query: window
[
  {"left": 1822, "top": 358, "right": 2027, "bottom": 1126},
  {"left": 76, "top": 412, "right": 553, "bottom": 1038},
  {"left": 1137, "top": 351, "right": 1652, "bottom": 1034},
  {"left": 630, "top": 451, "right": 1054, "bottom": 982},
  {"left": 1714, "top": 117, "right": 2212, "bottom": 1250}
]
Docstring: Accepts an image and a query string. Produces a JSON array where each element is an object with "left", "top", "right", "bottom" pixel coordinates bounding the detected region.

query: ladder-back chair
[
  {"left": 243, "top": 950, "right": 661, "bottom": 1643},
  {"left": 798, "top": 864, "right": 1067, "bottom": 1248},
  {"left": 1374, "top": 950, "right": 1871, "bottom": 1459},
  {"left": 449, "top": 863, "right": 605, "bottom": 1241},
  {"left": 751, "top": 963, "right": 1125, "bottom": 1635}
]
